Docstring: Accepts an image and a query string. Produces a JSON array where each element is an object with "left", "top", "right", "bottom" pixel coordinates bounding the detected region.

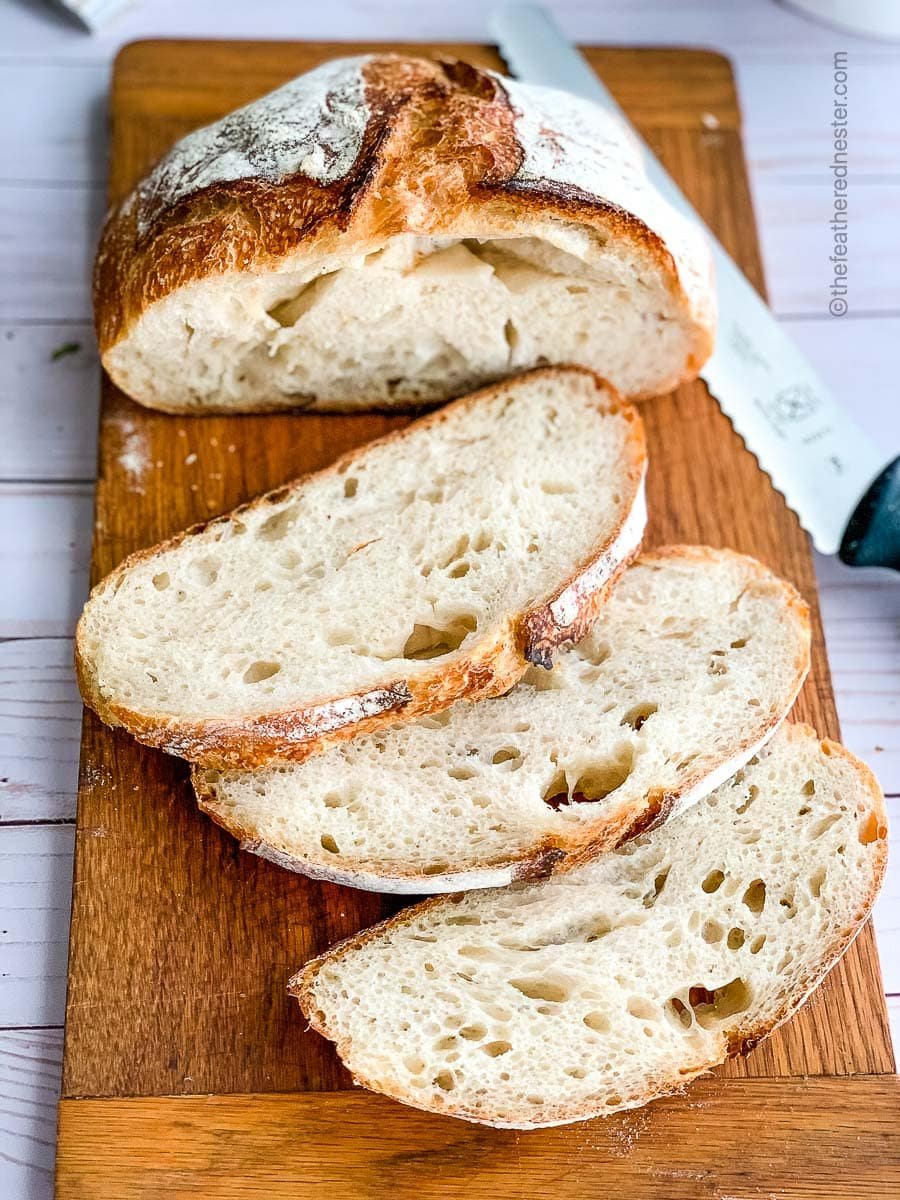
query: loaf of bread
[
  {"left": 293, "top": 724, "right": 887, "bottom": 1128},
  {"left": 76, "top": 368, "right": 646, "bottom": 767},
  {"left": 94, "top": 54, "right": 715, "bottom": 414},
  {"left": 195, "top": 547, "right": 810, "bottom": 891}
]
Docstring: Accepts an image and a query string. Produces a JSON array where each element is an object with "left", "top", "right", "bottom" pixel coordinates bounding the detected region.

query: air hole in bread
[
  {"left": 701, "top": 919, "right": 725, "bottom": 944},
  {"left": 458, "top": 1024, "right": 486, "bottom": 1041},
  {"left": 779, "top": 893, "right": 798, "bottom": 919},
  {"left": 320, "top": 834, "right": 339, "bottom": 854},
  {"left": 810, "top": 813, "right": 840, "bottom": 839},
  {"left": 152, "top": 572, "right": 170, "bottom": 591},
  {"left": 688, "top": 978, "right": 752, "bottom": 1028},
  {"left": 727, "top": 927, "right": 746, "bottom": 950},
  {"left": 404, "top": 1055, "right": 425, "bottom": 1075},
  {"left": 642, "top": 868, "right": 670, "bottom": 909},
  {"left": 803, "top": 780, "right": 816, "bottom": 796},
  {"left": 707, "top": 657, "right": 728, "bottom": 677},
  {"left": 749, "top": 934, "right": 766, "bottom": 954},
  {"left": 187, "top": 555, "right": 219, "bottom": 587},
  {"left": 664, "top": 997, "right": 692, "bottom": 1030},
  {"left": 323, "top": 792, "right": 350, "bottom": 809},
  {"left": 701, "top": 869, "right": 725, "bottom": 894},
  {"left": 423, "top": 862, "right": 450, "bottom": 876},
  {"left": 491, "top": 746, "right": 523, "bottom": 769},
  {"left": 621, "top": 701, "right": 658, "bottom": 732},
  {"left": 626, "top": 996, "right": 658, "bottom": 1021},
  {"left": 858, "top": 811, "right": 885, "bottom": 845},
  {"left": 448, "top": 560, "right": 470, "bottom": 578},
  {"left": 343, "top": 477, "right": 358, "bottom": 499},
  {"left": 447, "top": 765, "right": 477, "bottom": 781},
  {"left": 522, "top": 665, "right": 564, "bottom": 691},
  {"left": 582, "top": 1010, "right": 611, "bottom": 1034},
  {"left": 742, "top": 878, "right": 766, "bottom": 913},
  {"left": 402, "top": 615, "right": 477, "bottom": 660},
  {"left": 540, "top": 479, "right": 577, "bottom": 496},
  {"left": 736, "top": 784, "right": 759, "bottom": 815},
  {"left": 510, "top": 976, "right": 571, "bottom": 1003},
  {"left": 433, "top": 1070, "right": 455, "bottom": 1092},
  {"left": 257, "top": 507, "right": 296, "bottom": 542},
  {"left": 542, "top": 747, "right": 635, "bottom": 811},
  {"left": 577, "top": 638, "right": 611, "bottom": 667},
  {"left": 482, "top": 1040, "right": 512, "bottom": 1057},
  {"left": 445, "top": 914, "right": 481, "bottom": 927},
  {"left": 243, "top": 660, "right": 281, "bottom": 684}
]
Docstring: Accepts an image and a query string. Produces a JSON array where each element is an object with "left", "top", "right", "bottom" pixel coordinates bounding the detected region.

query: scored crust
[
  {"left": 192, "top": 545, "right": 812, "bottom": 892},
  {"left": 75, "top": 366, "right": 647, "bottom": 768},
  {"left": 289, "top": 723, "right": 888, "bottom": 1128},
  {"left": 94, "top": 54, "right": 715, "bottom": 409}
]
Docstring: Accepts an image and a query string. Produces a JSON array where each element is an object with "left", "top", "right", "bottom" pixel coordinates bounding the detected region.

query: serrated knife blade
[{"left": 490, "top": 4, "right": 900, "bottom": 569}]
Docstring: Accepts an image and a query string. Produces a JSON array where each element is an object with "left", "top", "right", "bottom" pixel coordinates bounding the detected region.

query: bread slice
[
  {"left": 95, "top": 54, "right": 714, "bottom": 414},
  {"left": 76, "top": 367, "right": 646, "bottom": 768},
  {"left": 292, "top": 724, "right": 887, "bottom": 1128},
  {"left": 195, "top": 547, "right": 810, "bottom": 891}
]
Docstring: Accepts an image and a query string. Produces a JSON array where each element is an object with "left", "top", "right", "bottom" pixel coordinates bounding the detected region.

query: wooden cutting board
[{"left": 55, "top": 40, "right": 899, "bottom": 1199}]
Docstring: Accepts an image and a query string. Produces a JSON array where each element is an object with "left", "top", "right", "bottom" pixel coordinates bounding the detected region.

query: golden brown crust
[
  {"left": 192, "top": 544, "right": 810, "bottom": 892},
  {"left": 289, "top": 723, "right": 887, "bottom": 1128},
  {"left": 94, "top": 54, "right": 714, "bottom": 408},
  {"left": 76, "top": 366, "right": 646, "bottom": 768}
]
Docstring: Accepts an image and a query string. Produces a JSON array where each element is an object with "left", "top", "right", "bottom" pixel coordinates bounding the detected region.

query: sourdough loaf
[
  {"left": 95, "top": 54, "right": 715, "bottom": 413},
  {"left": 293, "top": 724, "right": 887, "bottom": 1128},
  {"left": 76, "top": 367, "right": 645, "bottom": 767},
  {"left": 195, "top": 547, "right": 810, "bottom": 890}
]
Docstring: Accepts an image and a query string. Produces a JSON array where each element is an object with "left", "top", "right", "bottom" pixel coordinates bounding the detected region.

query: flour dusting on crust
[
  {"left": 136, "top": 56, "right": 373, "bottom": 235},
  {"left": 496, "top": 76, "right": 713, "bottom": 318}
]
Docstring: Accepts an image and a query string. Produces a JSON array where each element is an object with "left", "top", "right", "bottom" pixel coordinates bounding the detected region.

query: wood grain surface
[
  {"left": 56, "top": 1078, "right": 900, "bottom": 1199},
  {"left": 59, "top": 28, "right": 894, "bottom": 1155}
]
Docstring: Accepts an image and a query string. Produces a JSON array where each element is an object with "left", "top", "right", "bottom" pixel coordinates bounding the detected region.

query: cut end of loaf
[
  {"left": 95, "top": 54, "right": 714, "bottom": 414},
  {"left": 290, "top": 724, "right": 886, "bottom": 1128}
]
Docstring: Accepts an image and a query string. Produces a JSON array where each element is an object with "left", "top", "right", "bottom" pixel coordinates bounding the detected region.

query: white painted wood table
[{"left": 2, "top": 2, "right": 898, "bottom": 1195}]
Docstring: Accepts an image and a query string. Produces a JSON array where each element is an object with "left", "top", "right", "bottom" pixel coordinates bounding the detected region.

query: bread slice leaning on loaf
[
  {"left": 195, "top": 547, "right": 810, "bottom": 891},
  {"left": 293, "top": 724, "right": 887, "bottom": 1128},
  {"left": 76, "top": 367, "right": 646, "bottom": 768},
  {"left": 94, "top": 54, "right": 715, "bottom": 414}
]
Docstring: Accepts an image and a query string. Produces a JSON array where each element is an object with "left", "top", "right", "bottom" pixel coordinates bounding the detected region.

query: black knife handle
[{"left": 839, "top": 456, "right": 900, "bottom": 571}]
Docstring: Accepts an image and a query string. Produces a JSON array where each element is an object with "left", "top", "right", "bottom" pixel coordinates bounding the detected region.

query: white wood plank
[
  {"left": 0, "top": 186, "right": 102, "bottom": 322},
  {"left": 873, "top": 797, "right": 900, "bottom": 996},
  {"left": 0, "top": 324, "right": 99, "bottom": 481},
  {"left": 0, "top": 484, "right": 93, "bottom": 639},
  {"left": 0, "top": 63, "right": 107, "bottom": 184},
  {"left": 752, "top": 176, "right": 899, "bottom": 316},
  {"left": 0, "top": 825, "right": 73, "bottom": 1028},
  {"left": 738, "top": 55, "right": 900, "bottom": 183},
  {"left": 0, "top": 640, "right": 80, "bottom": 824},
  {"left": 888, "top": 995, "right": 900, "bottom": 1060},
  {"left": 0, "top": 1029, "right": 62, "bottom": 1200}
]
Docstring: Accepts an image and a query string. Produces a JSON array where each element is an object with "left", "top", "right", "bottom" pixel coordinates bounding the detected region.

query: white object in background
[
  {"left": 49, "top": 0, "right": 133, "bottom": 32},
  {"left": 781, "top": 0, "right": 900, "bottom": 40}
]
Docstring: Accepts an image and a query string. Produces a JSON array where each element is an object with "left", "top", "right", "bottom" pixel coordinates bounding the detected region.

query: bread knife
[{"left": 490, "top": 4, "right": 900, "bottom": 569}]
